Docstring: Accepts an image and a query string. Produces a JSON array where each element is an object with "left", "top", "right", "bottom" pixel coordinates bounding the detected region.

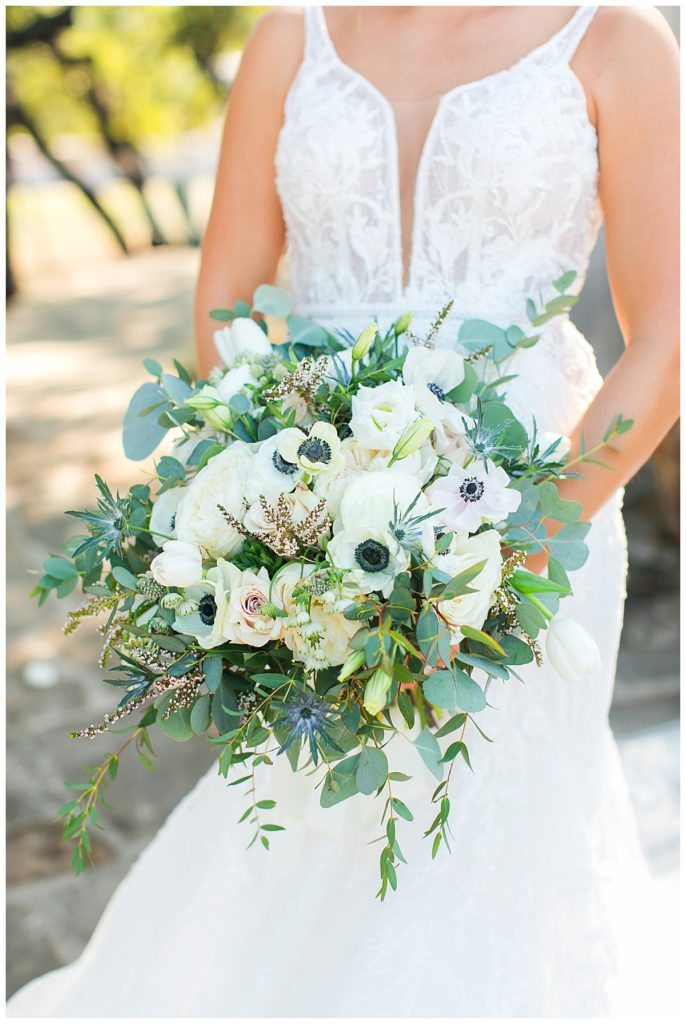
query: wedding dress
[{"left": 8, "top": 6, "right": 679, "bottom": 1018}]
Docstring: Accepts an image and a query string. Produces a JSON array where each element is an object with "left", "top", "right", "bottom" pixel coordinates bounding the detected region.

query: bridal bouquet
[{"left": 35, "top": 276, "right": 631, "bottom": 897}]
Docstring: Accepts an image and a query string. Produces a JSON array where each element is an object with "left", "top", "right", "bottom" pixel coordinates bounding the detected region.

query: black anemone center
[
  {"left": 198, "top": 594, "right": 217, "bottom": 626},
  {"left": 354, "top": 539, "right": 390, "bottom": 574},
  {"left": 298, "top": 437, "right": 332, "bottom": 464},
  {"left": 459, "top": 477, "right": 485, "bottom": 503},
  {"left": 272, "top": 450, "right": 298, "bottom": 476},
  {"left": 427, "top": 381, "right": 446, "bottom": 402}
]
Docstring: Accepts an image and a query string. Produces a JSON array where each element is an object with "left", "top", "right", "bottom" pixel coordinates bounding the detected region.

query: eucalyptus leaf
[{"left": 356, "top": 746, "right": 389, "bottom": 796}]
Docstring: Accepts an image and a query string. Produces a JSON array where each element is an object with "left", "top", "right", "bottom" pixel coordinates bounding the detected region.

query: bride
[{"left": 8, "top": 5, "right": 680, "bottom": 1018}]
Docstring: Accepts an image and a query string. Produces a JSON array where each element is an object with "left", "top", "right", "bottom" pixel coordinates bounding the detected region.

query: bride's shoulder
[
  {"left": 230, "top": 7, "right": 305, "bottom": 106},
  {"left": 578, "top": 6, "right": 678, "bottom": 119},
  {"left": 585, "top": 6, "right": 678, "bottom": 74}
]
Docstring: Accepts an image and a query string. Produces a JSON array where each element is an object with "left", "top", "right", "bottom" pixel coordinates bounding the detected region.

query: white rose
[
  {"left": 213, "top": 317, "right": 272, "bottom": 368},
  {"left": 150, "top": 486, "right": 185, "bottom": 546},
  {"left": 349, "top": 380, "right": 417, "bottom": 452},
  {"left": 221, "top": 563, "right": 282, "bottom": 648},
  {"left": 546, "top": 617, "right": 601, "bottom": 683},
  {"left": 436, "top": 530, "right": 503, "bottom": 642},
  {"left": 150, "top": 540, "right": 203, "bottom": 588},
  {"left": 174, "top": 443, "right": 251, "bottom": 559}
]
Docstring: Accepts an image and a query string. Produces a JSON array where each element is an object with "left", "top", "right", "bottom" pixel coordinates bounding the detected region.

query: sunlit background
[{"left": 5, "top": 4, "right": 680, "bottom": 997}]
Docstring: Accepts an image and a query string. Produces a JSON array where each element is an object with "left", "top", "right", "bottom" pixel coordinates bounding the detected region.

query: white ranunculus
[
  {"left": 221, "top": 563, "right": 282, "bottom": 648},
  {"left": 428, "top": 458, "right": 521, "bottom": 534},
  {"left": 436, "top": 530, "right": 503, "bottom": 642},
  {"left": 546, "top": 617, "right": 601, "bottom": 683},
  {"left": 243, "top": 434, "right": 303, "bottom": 505},
  {"left": 174, "top": 443, "right": 251, "bottom": 559},
  {"left": 402, "top": 345, "right": 465, "bottom": 423},
  {"left": 213, "top": 317, "right": 272, "bottom": 367},
  {"left": 338, "top": 469, "right": 436, "bottom": 559},
  {"left": 150, "top": 540, "right": 203, "bottom": 588},
  {"left": 349, "top": 380, "right": 418, "bottom": 452},
  {"left": 150, "top": 486, "right": 185, "bottom": 546},
  {"left": 327, "top": 524, "right": 409, "bottom": 598}
]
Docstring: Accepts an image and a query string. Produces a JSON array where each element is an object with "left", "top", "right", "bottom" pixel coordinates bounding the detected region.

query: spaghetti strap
[
  {"left": 302, "top": 5, "right": 327, "bottom": 63},
  {"left": 556, "top": 5, "right": 599, "bottom": 64}
]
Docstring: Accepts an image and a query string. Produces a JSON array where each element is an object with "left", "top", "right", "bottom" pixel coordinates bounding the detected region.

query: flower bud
[
  {"left": 363, "top": 668, "right": 393, "bottom": 715},
  {"left": 338, "top": 649, "right": 365, "bottom": 682},
  {"left": 545, "top": 617, "right": 601, "bottom": 684},
  {"left": 185, "top": 385, "right": 223, "bottom": 411},
  {"left": 389, "top": 415, "right": 435, "bottom": 465},
  {"left": 394, "top": 311, "right": 413, "bottom": 336},
  {"left": 351, "top": 322, "right": 378, "bottom": 361}
]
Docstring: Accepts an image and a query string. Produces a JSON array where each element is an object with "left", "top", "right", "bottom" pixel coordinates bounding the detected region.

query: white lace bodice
[{"left": 275, "top": 5, "right": 601, "bottom": 325}]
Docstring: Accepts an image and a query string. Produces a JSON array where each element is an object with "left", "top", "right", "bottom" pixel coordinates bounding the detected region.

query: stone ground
[{"left": 5, "top": 247, "right": 680, "bottom": 998}]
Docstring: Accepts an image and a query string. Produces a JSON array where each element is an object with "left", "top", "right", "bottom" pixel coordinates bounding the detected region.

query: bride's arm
[
  {"left": 194, "top": 9, "right": 303, "bottom": 378},
  {"left": 530, "top": 7, "right": 679, "bottom": 570}
]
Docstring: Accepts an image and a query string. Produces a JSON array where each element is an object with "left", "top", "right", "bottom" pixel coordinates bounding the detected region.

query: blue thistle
[{"left": 272, "top": 691, "right": 342, "bottom": 766}]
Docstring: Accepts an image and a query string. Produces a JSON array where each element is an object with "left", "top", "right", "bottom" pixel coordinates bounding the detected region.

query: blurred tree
[{"left": 6, "top": 5, "right": 264, "bottom": 296}]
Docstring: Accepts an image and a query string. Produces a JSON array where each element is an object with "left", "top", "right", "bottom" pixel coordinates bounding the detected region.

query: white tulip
[
  {"left": 150, "top": 540, "right": 203, "bottom": 588},
  {"left": 546, "top": 617, "right": 601, "bottom": 683},
  {"left": 213, "top": 317, "right": 272, "bottom": 368}
]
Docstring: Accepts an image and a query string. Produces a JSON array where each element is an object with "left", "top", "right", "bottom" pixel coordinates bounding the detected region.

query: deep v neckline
[{"left": 315, "top": 5, "right": 590, "bottom": 295}]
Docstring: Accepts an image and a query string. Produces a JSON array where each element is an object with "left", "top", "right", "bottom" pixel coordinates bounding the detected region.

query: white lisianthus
[
  {"left": 546, "top": 617, "right": 601, "bottom": 683},
  {"left": 221, "top": 564, "right": 282, "bottom": 647},
  {"left": 349, "top": 380, "right": 418, "bottom": 452},
  {"left": 281, "top": 392, "right": 316, "bottom": 427},
  {"left": 327, "top": 524, "right": 409, "bottom": 598},
  {"left": 213, "top": 317, "right": 272, "bottom": 367},
  {"left": 278, "top": 421, "right": 344, "bottom": 476},
  {"left": 243, "top": 434, "right": 303, "bottom": 505},
  {"left": 402, "top": 345, "right": 465, "bottom": 423},
  {"left": 150, "top": 540, "right": 203, "bottom": 588},
  {"left": 428, "top": 458, "right": 521, "bottom": 533},
  {"left": 174, "top": 443, "right": 251, "bottom": 559},
  {"left": 338, "top": 469, "right": 435, "bottom": 559},
  {"left": 436, "top": 530, "right": 503, "bottom": 642},
  {"left": 150, "top": 486, "right": 185, "bottom": 546}
]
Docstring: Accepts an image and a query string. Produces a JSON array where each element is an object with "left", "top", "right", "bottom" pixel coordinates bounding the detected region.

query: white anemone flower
[
  {"left": 243, "top": 434, "right": 303, "bottom": 504},
  {"left": 402, "top": 346, "right": 465, "bottom": 423},
  {"left": 338, "top": 469, "right": 436, "bottom": 559},
  {"left": 149, "top": 486, "right": 185, "bottom": 546},
  {"left": 428, "top": 458, "right": 521, "bottom": 533},
  {"left": 278, "top": 421, "right": 344, "bottom": 476},
  {"left": 327, "top": 524, "right": 410, "bottom": 598}
]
